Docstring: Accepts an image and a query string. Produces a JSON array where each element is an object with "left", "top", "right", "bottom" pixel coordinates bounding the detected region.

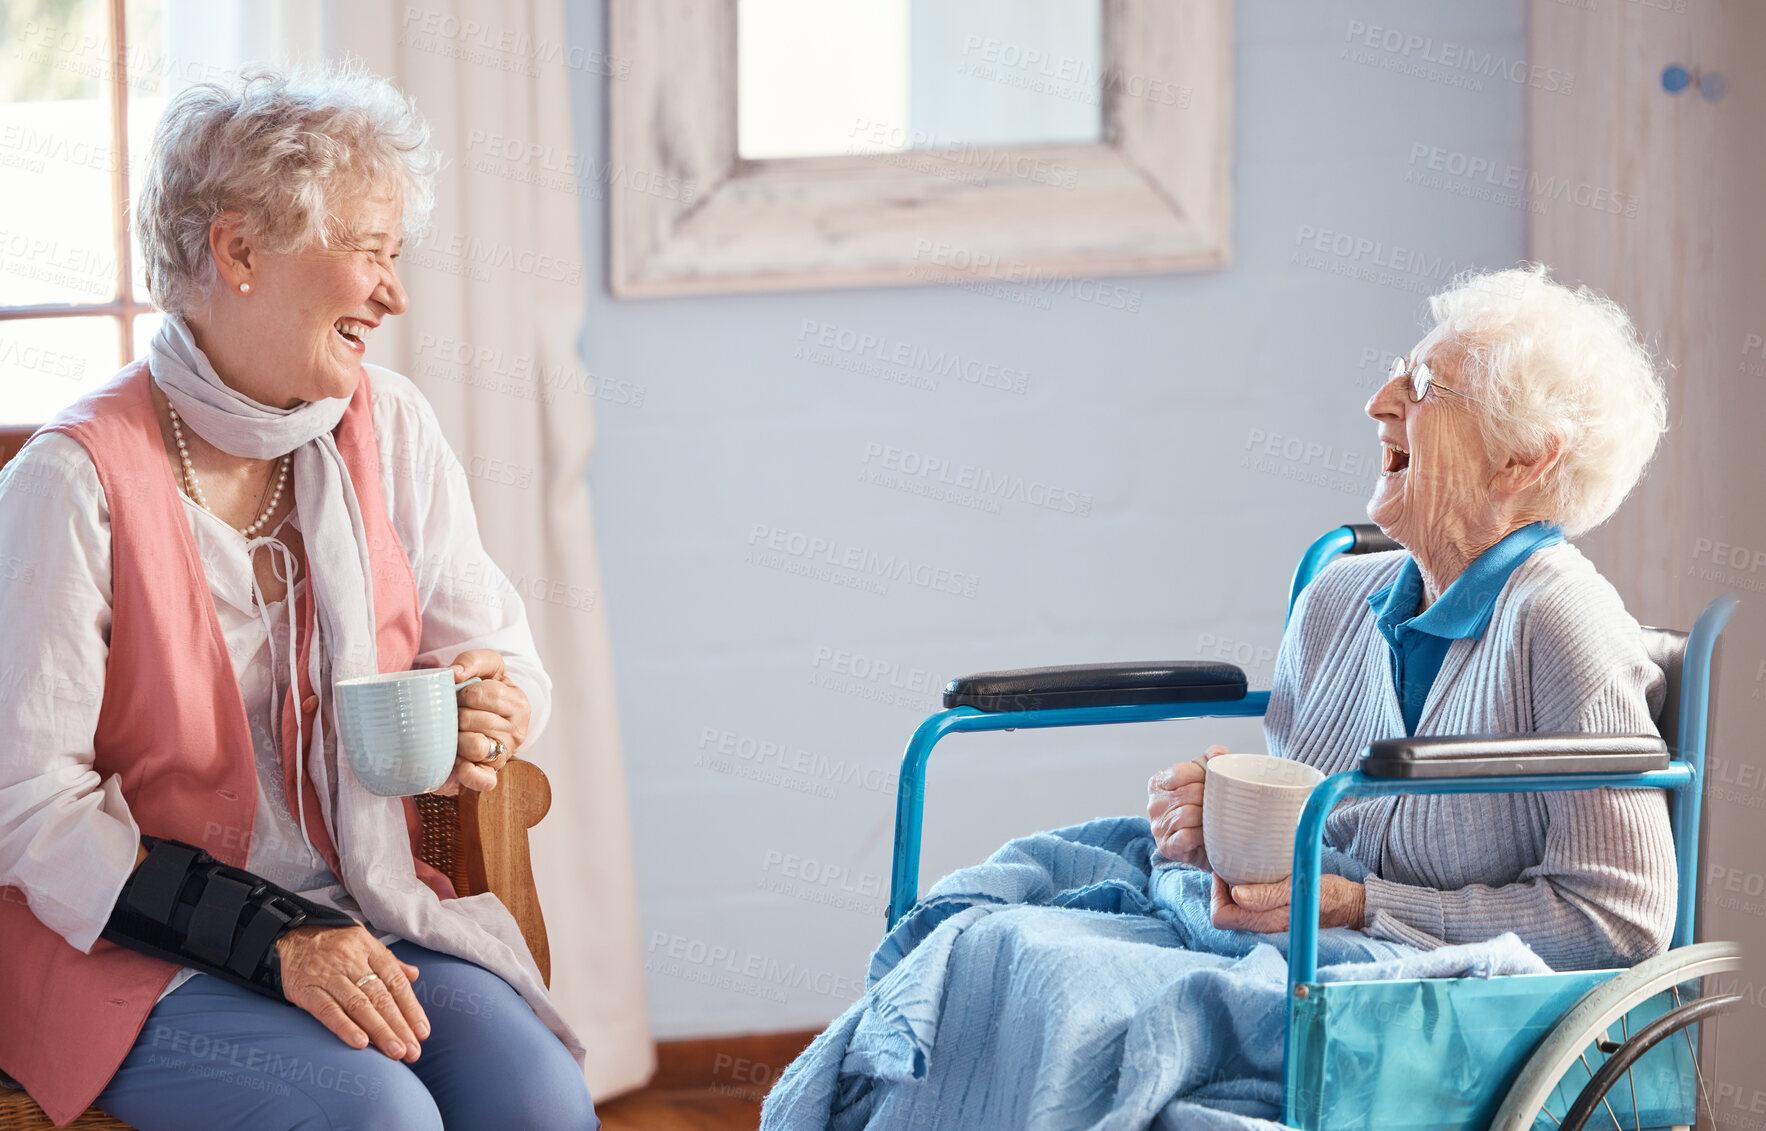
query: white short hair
[
  {"left": 137, "top": 63, "right": 437, "bottom": 316},
  {"left": 1423, "top": 264, "right": 1667, "bottom": 538}
]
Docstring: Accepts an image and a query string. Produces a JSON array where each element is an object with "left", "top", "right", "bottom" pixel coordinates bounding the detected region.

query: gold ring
[{"left": 355, "top": 972, "right": 381, "bottom": 989}]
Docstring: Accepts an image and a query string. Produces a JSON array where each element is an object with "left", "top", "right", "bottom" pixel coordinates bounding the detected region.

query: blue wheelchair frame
[{"left": 884, "top": 525, "right": 1736, "bottom": 1129}]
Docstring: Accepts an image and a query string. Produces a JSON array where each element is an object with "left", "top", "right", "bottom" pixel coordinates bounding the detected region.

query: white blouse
[{"left": 0, "top": 365, "right": 553, "bottom": 999}]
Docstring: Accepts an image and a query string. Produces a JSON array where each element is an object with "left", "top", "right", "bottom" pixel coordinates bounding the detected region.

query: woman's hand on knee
[
  {"left": 1147, "top": 745, "right": 1226, "bottom": 867},
  {"left": 276, "top": 926, "right": 430, "bottom": 1063}
]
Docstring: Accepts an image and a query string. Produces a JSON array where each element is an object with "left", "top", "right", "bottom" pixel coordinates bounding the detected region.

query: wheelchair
[{"left": 884, "top": 524, "right": 1742, "bottom": 1131}]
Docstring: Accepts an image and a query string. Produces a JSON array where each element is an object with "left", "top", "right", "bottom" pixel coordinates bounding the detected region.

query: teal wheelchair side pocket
[{"left": 1285, "top": 972, "right": 1697, "bottom": 1130}]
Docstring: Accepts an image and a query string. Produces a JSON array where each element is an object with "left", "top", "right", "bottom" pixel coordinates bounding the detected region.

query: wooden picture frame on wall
[{"left": 608, "top": 0, "right": 1233, "bottom": 298}]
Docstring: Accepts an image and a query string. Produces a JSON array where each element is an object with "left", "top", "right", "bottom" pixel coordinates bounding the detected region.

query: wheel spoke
[
  {"left": 1622, "top": 1013, "right": 1639, "bottom": 1131},
  {"left": 1672, "top": 984, "right": 1717, "bottom": 1124},
  {"left": 1580, "top": 1052, "right": 1623, "bottom": 1129}
]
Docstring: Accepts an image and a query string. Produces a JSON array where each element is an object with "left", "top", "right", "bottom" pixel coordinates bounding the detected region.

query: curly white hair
[
  {"left": 136, "top": 62, "right": 437, "bottom": 316},
  {"left": 1421, "top": 264, "right": 1668, "bottom": 537}
]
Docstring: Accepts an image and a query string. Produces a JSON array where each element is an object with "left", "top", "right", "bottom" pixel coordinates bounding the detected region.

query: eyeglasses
[{"left": 1387, "top": 354, "right": 1483, "bottom": 406}]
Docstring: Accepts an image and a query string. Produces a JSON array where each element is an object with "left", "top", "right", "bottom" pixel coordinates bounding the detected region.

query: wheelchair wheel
[
  {"left": 1559, "top": 989, "right": 1741, "bottom": 1130},
  {"left": 1489, "top": 940, "right": 1742, "bottom": 1131}
]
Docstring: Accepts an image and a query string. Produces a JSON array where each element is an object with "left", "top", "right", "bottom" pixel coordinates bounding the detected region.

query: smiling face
[
  {"left": 198, "top": 187, "right": 408, "bottom": 409},
  {"left": 1365, "top": 334, "right": 1502, "bottom": 556}
]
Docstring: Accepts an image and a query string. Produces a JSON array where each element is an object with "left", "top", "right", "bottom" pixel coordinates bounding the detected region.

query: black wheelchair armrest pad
[
  {"left": 944, "top": 661, "right": 1247, "bottom": 712},
  {"left": 1360, "top": 733, "right": 1669, "bottom": 779}
]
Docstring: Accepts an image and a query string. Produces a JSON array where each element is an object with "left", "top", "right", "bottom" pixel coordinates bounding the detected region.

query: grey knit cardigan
[{"left": 1266, "top": 542, "right": 1676, "bottom": 971}]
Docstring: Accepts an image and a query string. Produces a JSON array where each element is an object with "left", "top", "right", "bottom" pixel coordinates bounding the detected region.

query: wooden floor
[
  {"left": 599, "top": 1086, "right": 764, "bottom": 1130},
  {"left": 596, "top": 1029, "right": 816, "bottom": 1131}
]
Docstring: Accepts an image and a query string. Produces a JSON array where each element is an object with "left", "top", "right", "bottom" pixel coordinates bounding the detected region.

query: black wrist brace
[{"left": 101, "top": 835, "right": 360, "bottom": 1000}]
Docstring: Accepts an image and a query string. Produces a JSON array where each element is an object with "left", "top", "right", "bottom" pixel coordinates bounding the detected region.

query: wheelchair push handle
[
  {"left": 1344, "top": 524, "right": 1400, "bottom": 554},
  {"left": 1287, "top": 525, "right": 1400, "bottom": 622}
]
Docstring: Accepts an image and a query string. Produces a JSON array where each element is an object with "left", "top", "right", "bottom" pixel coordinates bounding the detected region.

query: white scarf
[
  {"left": 149, "top": 314, "right": 380, "bottom": 879},
  {"left": 146, "top": 316, "right": 582, "bottom": 1064}
]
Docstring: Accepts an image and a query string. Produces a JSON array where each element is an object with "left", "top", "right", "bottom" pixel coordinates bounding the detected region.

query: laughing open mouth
[
  {"left": 1381, "top": 443, "right": 1410, "bottom": 477},
  {"left": 334, "top": 318, "right": 375, "bottom": 349}
]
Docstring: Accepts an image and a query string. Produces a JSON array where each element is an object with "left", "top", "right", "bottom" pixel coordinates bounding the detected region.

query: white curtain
[{"left": 303, "top": 0, "right": 655, "bottom": 1097}]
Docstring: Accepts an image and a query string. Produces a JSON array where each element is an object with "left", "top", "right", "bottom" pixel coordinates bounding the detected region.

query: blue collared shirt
[{"left": 1368, "top": 521, "right": 1565, "bottom": 734}]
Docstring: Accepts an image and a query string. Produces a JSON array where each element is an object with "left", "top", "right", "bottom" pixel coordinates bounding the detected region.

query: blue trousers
[{"left": 94, "top": 940, "right": 600, "bottom": 1131}]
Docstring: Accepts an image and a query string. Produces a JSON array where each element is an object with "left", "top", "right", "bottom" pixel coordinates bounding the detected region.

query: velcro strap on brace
[
  {"left": 186, "top": 873, "right": 257, "bottom": 963},
  {"left": 125, "top": 841, "right": 199, "bottom": 922},
  {"left": 228, "top": 897, "right": 303, "bottom": 980},
  {"left": 101, "top": 836, "right": 360, "bottom": 1000}
]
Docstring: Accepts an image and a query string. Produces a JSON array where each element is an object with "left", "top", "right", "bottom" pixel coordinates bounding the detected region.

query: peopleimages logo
[
  {"left": 745, "top": 524, "right": 980, "bottom": 598},
  {"left": 796, "top": 320, "right": 1029, "bottom": 395},
  {"left": 1291, "top": 225, "right": 1481, "bottom": 291},
  {"left": 847, "top": 119, "right": 1079, "bottom": 191},
  {"left": 1244, "top": 428, "right": 1373, "bottom": 476},
  {"left": 412, "top": 224, "right": 584, "bottom": 284},
  {"left": 0, "top": 664, "right": 97, "bottom": 708},
  {"left": 0, "top": 227, "right": 116, "bottom": 297},
  {"left": 0, "top": 122, "right": 140, "bottom": 175},
  {"left": 695, "top": 725, "right": 897, "bottom": 798},
  {"left": 644, "top": 932, "right": 863, "bottom": 1003},
  {"left": 956, "top": 34, "right": 1189, "bottom": 107},
  {"left": 909, "top": 239, "right": 1144, "bottom": 313},
  {"left": 400, "top": 8, "right": 630, "bottom": 78},
  {"left": 860, "top": 443, "right": 1092, "bottom": 517},
  {"left": 1405, "top": 143, "right": 1638, "bottom": 218},
  {"left": 463, "top": 129, "right": 695, "bottom": 204},
  {"left": 1342, "top": 21, "right": 1575, "bottom": 94},
  {"left": 0, "top": 337, "right": 84, "bottom": 381}
]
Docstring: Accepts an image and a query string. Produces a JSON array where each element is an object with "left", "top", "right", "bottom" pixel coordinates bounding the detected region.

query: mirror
[
  {"left": 737, "top": 0, "right": 1102, "bottom": 160},
  {"left": 612, "top": 0, "right": 1230, "bottom": 296}
]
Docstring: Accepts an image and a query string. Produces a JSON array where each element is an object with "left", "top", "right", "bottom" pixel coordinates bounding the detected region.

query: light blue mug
[{"left": 336, "top": 668, "right": 481, "bottom": 796}]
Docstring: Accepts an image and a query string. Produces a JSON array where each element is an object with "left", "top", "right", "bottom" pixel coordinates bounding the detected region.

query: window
[
  {"left": 0, "top": 0, "right": 168, "bottom": 431},
  {"left": 0, "top": 0, "right": 314, "bottom": 437}
]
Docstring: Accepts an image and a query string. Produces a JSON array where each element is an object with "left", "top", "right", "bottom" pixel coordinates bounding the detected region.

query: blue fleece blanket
[{"left": 759, "top": 816, "right": 1549, "bottom": 1131}]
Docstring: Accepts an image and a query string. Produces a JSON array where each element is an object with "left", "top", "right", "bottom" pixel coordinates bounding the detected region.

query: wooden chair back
[{"left": 415, "top": 760, "right": 554, "bottom": 982}]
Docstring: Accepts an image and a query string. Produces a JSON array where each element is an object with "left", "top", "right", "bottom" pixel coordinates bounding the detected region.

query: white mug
[
  {"left": 336, "top": 669, "right": 480, "bottom": 797},
  {"left": 1202, "top": 753, "right": 1326, "bottom": 888}
]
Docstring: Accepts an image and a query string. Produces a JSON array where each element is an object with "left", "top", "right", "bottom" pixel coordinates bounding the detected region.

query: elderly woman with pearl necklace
[{"left": 0, "top": 65, "right": 600, "bottom": 1130}]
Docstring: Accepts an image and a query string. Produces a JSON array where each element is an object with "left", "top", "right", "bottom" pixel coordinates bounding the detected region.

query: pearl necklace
[{"left": 167, "top": 403, "right": 289, "bottom": 538}]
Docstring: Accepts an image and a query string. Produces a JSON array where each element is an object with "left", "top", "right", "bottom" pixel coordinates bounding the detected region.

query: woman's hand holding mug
[
  {"left": 435, "top": 648, "right": 531, "bottom": 796},
  {"left": 1147, "top": 745, "right": 1228, "bottom": 867}
]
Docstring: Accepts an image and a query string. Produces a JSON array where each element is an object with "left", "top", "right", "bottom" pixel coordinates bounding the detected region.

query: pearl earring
[{"left": 238, "top": 282, "right": 251, "bottom": 294}]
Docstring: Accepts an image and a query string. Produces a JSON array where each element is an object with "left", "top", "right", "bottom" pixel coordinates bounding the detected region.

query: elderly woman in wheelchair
[
  {"left": 763, "top": 265, "right": 1740, "bottom": 1131},
  {"left": 1150, "top": 264, "right": 1674, "bottom": 970}
]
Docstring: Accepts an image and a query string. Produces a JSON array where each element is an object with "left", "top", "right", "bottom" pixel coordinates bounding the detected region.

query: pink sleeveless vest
[{"left": 0, "top": 361, "right": 453, "bottom": 1125}]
